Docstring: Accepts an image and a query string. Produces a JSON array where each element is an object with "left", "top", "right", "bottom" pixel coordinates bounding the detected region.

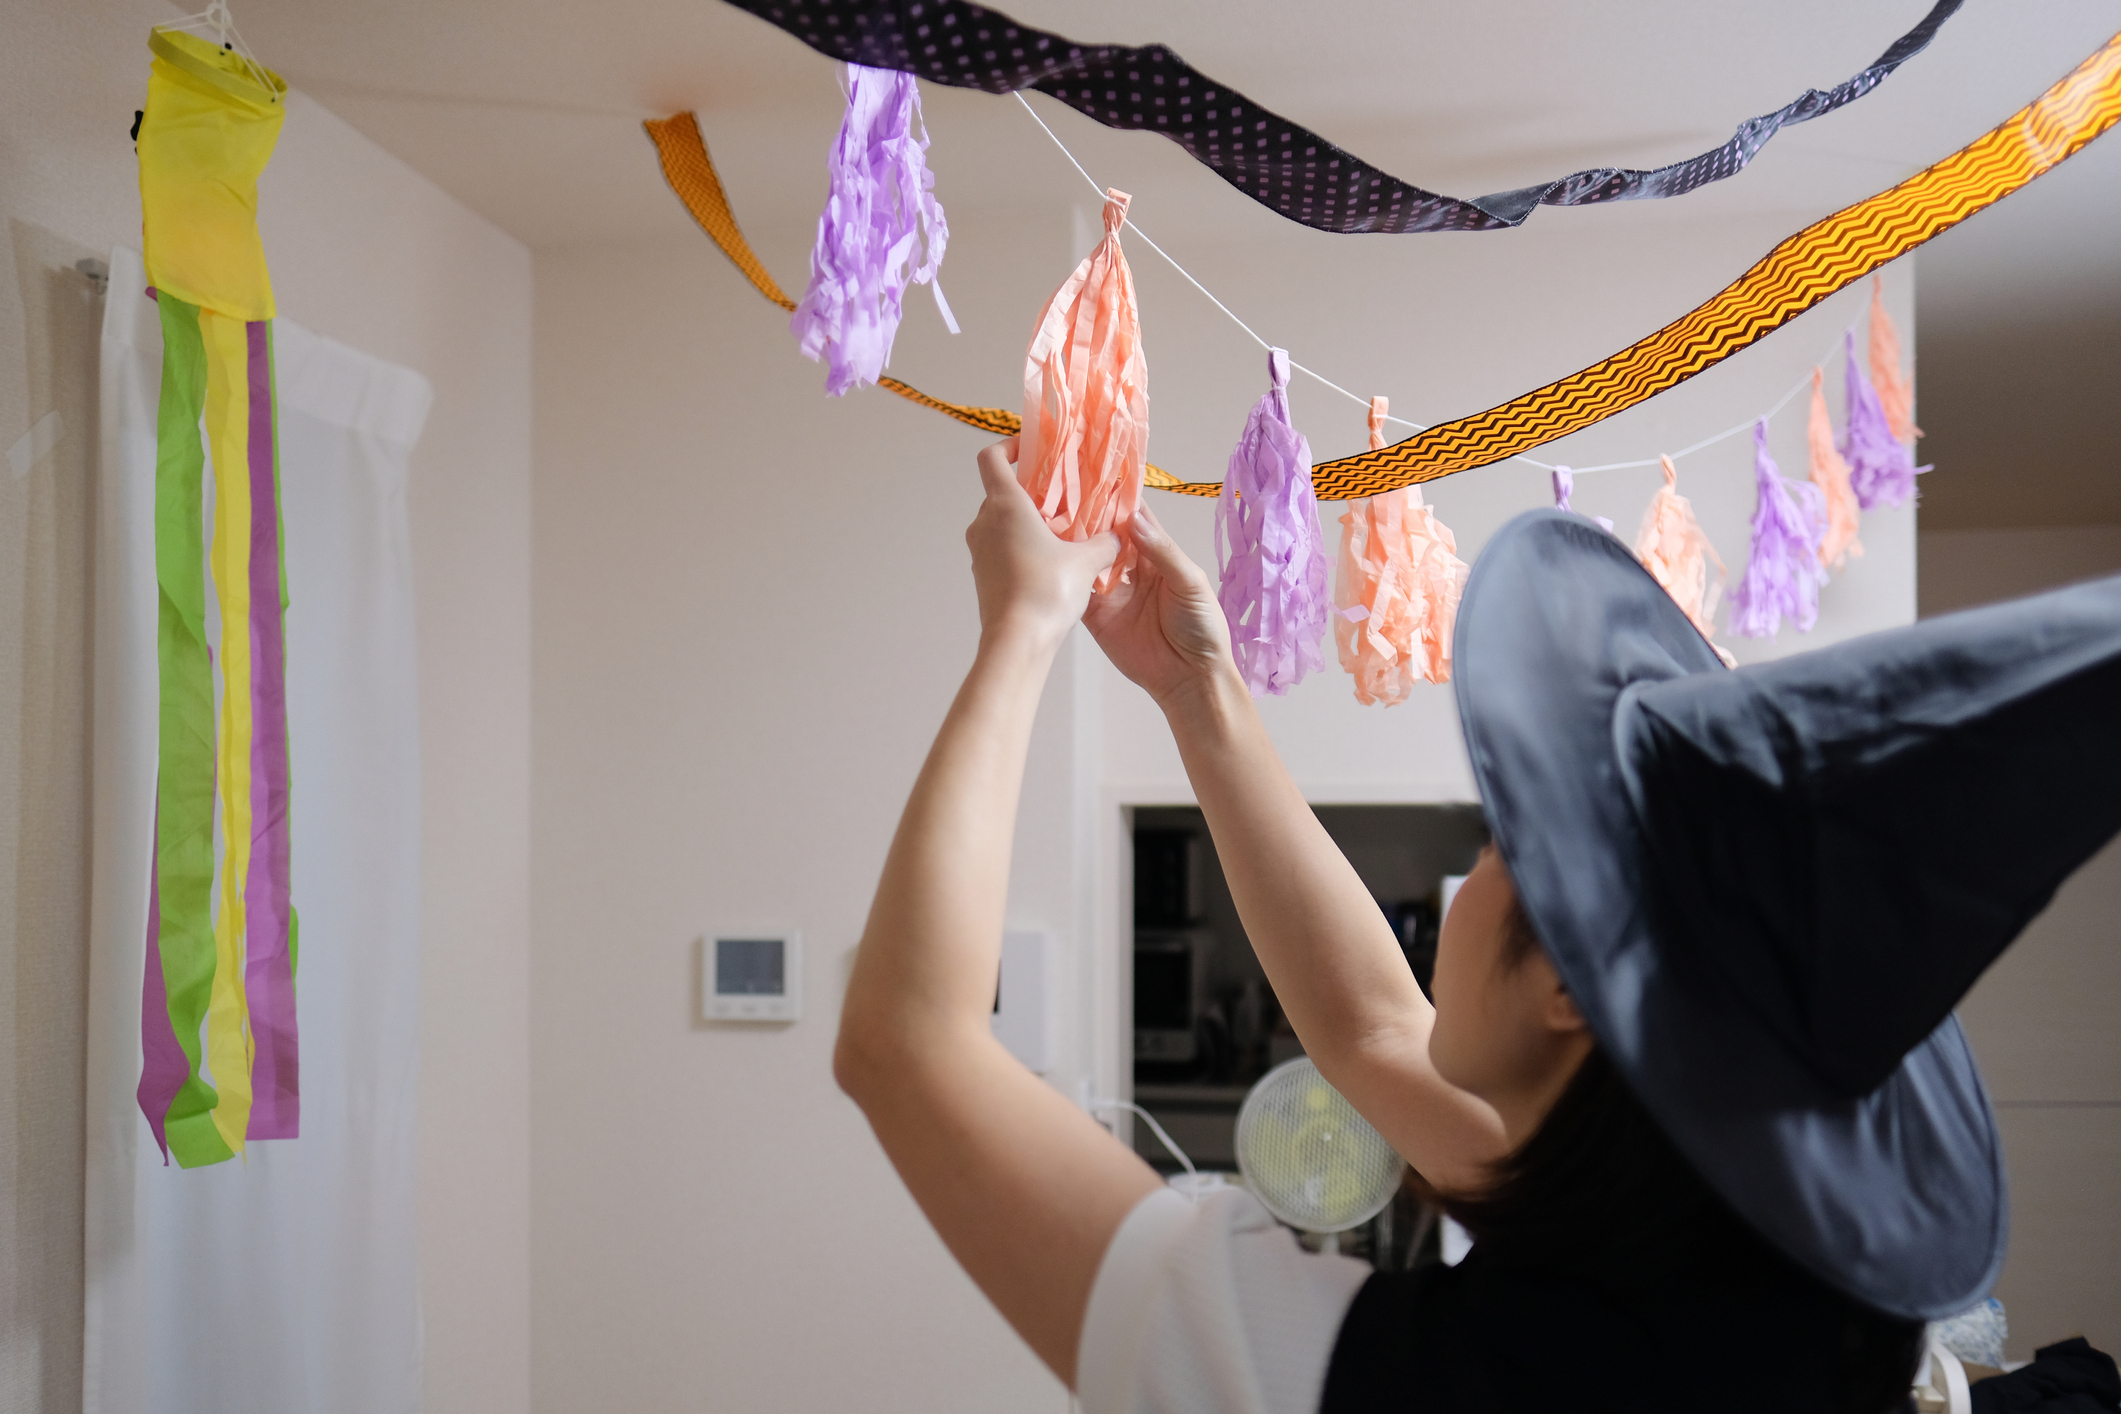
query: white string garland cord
[
  {"left": 1088, "top": 1099, "right": 1197, "bottom": 1176},
  {"left": 158, "top": 0, "right": 278, "bottom": 102},
  {"left": 1014, "top": 92, "right": 1863, "bottom": 481}
]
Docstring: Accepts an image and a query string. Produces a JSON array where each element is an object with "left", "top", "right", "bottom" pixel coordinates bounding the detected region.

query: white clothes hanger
[{"left": 156, "top": 0, "right": 278, "bottom": 101}]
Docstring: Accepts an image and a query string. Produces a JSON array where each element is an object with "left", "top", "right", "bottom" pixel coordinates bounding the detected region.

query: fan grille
[{"left": 1235, "top": 1058, "right": 1405, "bottom": 1233}]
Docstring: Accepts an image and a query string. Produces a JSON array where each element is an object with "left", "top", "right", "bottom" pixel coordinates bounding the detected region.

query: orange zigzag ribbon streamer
[
  {"left": 648, "top": 30, "right": 2121, "bottom": 499},
  {"left": 1298, "top": 34, "right": 2121, "bottom": 500}
]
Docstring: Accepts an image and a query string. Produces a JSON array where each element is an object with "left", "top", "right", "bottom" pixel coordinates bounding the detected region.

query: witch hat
[{"left": 1453, "top": 510, "right": 2121, "bottom": 1319}]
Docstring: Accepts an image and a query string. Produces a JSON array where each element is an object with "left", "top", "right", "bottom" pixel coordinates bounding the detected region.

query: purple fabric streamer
[
  {"left": 1216, "top": 348, "right": 1328, "bottom": 696},
  {"left": 791, "top": 63, "right": 958, "bottom": 395},
  {"left": 1551, "top": 466, "right": 1615, "bottom": 533},
  {"left": 244, "top": 318, "right": 298, "bottom": 1140},
  {"left": 1840, "top": 330, "right": 1930, "bottom": 510},
  {"left": 137, "top": 809, "right": 186, "bottom": 1165},
  {"left": 1730, "top": 421, "right": 1829, "bottom": 638}
]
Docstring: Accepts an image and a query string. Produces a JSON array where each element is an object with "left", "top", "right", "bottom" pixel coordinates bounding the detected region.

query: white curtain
[{"left": 83, "top": 248, "right": 429, "bottom": 1414}]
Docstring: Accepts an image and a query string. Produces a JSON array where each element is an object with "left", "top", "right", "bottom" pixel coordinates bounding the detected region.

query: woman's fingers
[
  {"left": 975, "top": 438, "right": 1022, "bottom": 499},
  {"left": 1076, "top": 529, "right": 1121, "bottom": 581},
  {"left": 1129, "top": 503, "right": 1206, "bottom": 594}
]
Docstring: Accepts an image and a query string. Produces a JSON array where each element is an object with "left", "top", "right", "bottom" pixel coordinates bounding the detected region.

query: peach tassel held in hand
[
  {"left": 1333, "top": 397, "right": 1468, "bottom": 704},
  {"left": 1018, "top": 188, "right": 1147, "bottom": 593},
  {"left": 1808, "top": 366, "right": 1863, "bottom": 572},
  {"left": 1634, "top": 455, "right": 1729, "bottom": 653}
]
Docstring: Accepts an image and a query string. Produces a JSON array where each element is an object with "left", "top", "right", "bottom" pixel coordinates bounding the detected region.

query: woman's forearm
[
  {"left": 1159, "top": 666, "right": 1430, "bottom": 1049},
  {"left": 1158, "top": 667, "right": 1507, "bottom": 1188}
]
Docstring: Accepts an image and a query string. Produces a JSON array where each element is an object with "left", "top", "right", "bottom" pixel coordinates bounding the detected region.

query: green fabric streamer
[{"left": 152, "top": 292, "right": 234, "bottom": 1169}]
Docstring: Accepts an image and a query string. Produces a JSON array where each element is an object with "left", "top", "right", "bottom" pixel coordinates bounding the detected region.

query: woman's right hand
[{"left": 1083, "top": 504, "right": 1236, "bottom": 709}]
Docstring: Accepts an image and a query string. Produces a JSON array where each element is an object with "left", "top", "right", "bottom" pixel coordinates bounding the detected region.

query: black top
[{"left": 1321, "top": 1214, "right": 1898, "bottom": 1414}]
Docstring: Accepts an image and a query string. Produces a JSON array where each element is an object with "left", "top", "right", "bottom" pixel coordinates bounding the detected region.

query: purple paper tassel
[
  {"left": 1216, "top": 349, "right": 1329, "bottom": 696},
  {"left": 1840, "top": 330, "right": 1930, "bottom": 510},
  {"left": 1550, "top": 466, "right": 1615, "bottom": 533},
  {"left": 1730, "top": 420, "right": 1829, "bottom": 638},
  {"left": 792, "top": 64, "right": 958, "bottom": 396}
]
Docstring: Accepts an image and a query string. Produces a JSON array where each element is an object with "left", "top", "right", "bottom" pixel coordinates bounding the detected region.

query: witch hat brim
[{"left": 1455, "top": 511, "right": 2121, "bottom": 1319}]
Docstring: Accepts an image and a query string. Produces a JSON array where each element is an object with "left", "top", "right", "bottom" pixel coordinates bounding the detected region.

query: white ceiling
[
  {"left": 231, "top": 0, "right": 2121, "bottom": 264},
  {"left": 229, "top": 0, "right": 2121, "bottom": 526}
]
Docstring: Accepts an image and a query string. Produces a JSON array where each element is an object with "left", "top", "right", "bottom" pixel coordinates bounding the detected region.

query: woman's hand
[
  {"left": 1083, "top": 502, "right": 1235, "bottom": 709},
  {"left": 966, "top": 439, "right": 1119, "bottom": 652}
]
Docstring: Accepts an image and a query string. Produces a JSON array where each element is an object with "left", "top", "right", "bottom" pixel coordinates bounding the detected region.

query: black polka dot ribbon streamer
[{"left": 720, "top": 0, "right": 1963, "bottom": 233}]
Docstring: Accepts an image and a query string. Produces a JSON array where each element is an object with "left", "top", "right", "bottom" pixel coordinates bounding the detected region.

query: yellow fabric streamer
[
  {"left": 140, "top": 28, "right": 285, "bottom": 320},
  {"left": 1333, "top": 398, "right": 1468, "bottom": 703},
  {"left": 1808, "top": 367, "right": 1864, "bottom": 572},
  {"left": 202, "top": 308, "right": 257, "bottom": 1151}
]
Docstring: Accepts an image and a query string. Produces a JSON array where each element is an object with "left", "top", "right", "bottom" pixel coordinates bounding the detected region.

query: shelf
[{"left": 1132, "top": 1083, "right": 1255, "bottom": 1106}]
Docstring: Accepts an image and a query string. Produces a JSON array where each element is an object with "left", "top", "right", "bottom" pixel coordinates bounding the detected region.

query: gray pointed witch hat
[{"left": 1453, "top": 509, "right": 2121, "bottom": 1319}]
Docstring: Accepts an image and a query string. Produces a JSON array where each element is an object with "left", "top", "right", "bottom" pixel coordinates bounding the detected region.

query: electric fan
[{"left": 1235, "top": 1057, "right": 1405, "bottom": 1237}]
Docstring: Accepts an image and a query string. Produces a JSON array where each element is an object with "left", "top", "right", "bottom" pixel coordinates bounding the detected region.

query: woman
[{"left": 833, "top": 441, "right": 2121, "bottom": 1413}]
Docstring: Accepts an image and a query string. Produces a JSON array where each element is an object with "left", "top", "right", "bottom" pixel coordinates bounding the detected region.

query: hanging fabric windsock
[
  {"left": 1633, "top": 455, "right": 1728, "bottom": 653},
  {"left": 1730, "top": 420, "right": 1829, "bottom": 639},
  {"left": 1019, "top": 188, "right": 1147, "bottom": 593},
  {"left": 791, "top": 63, "right": 957, "bottom": 395},
  {"left": 1216, "top": 349, "right": 1328, "bottom": 696},
  {"left": 1840, "top": 330, "right": 1930, "bottom": 510},
  {"left": 1550, "top": 466, "right": 1615, "bottom": 532},
  {"left": 1333, "top": 397, "right": 1469, "bottom": 703},
  {"left": 1808, "top": 366, "right": 1864, "bottom": 571},
  {"left": 135, "top": 26, "right": 298, "bottom": 1168},
  {"left": 1868, "top": 274, "right": 1922, "bottom": 444}
]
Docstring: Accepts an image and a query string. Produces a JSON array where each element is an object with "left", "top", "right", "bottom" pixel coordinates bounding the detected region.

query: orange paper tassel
[
  {"left": 1634, "top": 455, "right": 1728, "bottom": 647},
  {"left": 1018, "top": 188, "right": 1148, "bottom": 592},
  {"left": 1333, "top": 397, "right": 1469, "bottom": 703},
  {"left": 1808, "top": 366, "right": 1864, "bottom": 572},
  {"left": 1868, "top": 275, "right": 1922, "bottom": 444}
]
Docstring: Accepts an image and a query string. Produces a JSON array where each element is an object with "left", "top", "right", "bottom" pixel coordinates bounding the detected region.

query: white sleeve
[{"left": 1077, "top": 1187, "right": 1373, "bottom": 1414}]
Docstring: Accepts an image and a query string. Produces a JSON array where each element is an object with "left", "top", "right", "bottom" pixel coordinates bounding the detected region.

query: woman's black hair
[{"left": 1416, "top": 892, "right": 1925, "bottom": 1414}]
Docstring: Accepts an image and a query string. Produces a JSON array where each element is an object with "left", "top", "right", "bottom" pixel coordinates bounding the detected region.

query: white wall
[
  {"left": 530, "top": 221, "right": 1076, "bottom": 1414},
  {"left": 0, "top": 4, "right": 534, "bottom": 1410},
  {"left": 530, "top": 88, "right": 1917, "bottom": 1404},
  {"left": 1921, "top": 526, "right": 2121, "bottom": 1360}
]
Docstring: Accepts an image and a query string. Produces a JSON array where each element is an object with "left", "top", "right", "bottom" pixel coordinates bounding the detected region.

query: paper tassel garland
[
  {"left": 1216, "top": 349, "right": 1328, "bottom": 696},
  {"left": 136, "top": 27, "right": 299, "bottom": 1166},
  {"left": 1730, "top": 421, "right": 1829, "bottom": 639},
  {"left": 1808, "top": 366, "right": 1864, "bottom": 571},
  {"left": 1019, "top": 188, "right": 1148, "bottom": 592},
  {"left": 1841, "top": 330, "right": 1929, "bottom": 510},
  {"left": 1868, "top": 275, "right": 1922, "bottom": 444},
  {"left": 1334, "top": 398, "right": 1468, "bottom": 703},
  {"left": 1550, "top": 466, "right": 1615, "bottom": 532},
  {"left": 791, "top": 63, "right": 957, "bottom": 395},
  {"left": 1634, "top": 455, "right": 1727, "bottom": 648},
  {"left": 656, "top": 26, "right": 2121, "bottom": 500}
]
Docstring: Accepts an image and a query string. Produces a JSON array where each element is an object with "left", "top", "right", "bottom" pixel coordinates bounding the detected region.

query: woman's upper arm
[{"left": 841, "top": 1025, "right": 1163, "bottom": 1388}]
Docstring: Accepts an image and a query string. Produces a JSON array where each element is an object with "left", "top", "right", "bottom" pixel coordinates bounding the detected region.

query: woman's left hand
[{"left": 966, "top": 438, "right": 1119, "bottom": 651}]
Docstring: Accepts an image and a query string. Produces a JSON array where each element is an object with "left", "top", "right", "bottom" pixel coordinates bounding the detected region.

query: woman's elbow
[{"left": 833, "top": 1009, "right": 885, "bottom": 1107}]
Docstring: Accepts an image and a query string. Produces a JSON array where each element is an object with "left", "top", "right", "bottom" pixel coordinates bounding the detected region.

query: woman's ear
[{"left": 1541, "top": 978, "right": 1591, "bottom": 1037}]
